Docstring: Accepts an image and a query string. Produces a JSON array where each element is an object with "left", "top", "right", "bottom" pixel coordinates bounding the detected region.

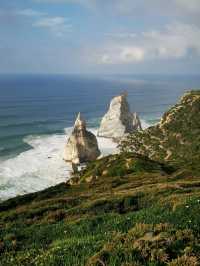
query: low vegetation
[
  {"left": 1, "top": 153, "right": 200, "bottom": 265},
  {"left": 119, "top": 91, "right": 200, "bottom": 172},
  {"left": 0, "top": 90, "right": 200, "bottom": 265}
]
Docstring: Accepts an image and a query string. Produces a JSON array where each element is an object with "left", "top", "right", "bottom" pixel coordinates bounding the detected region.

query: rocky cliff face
[
  {"left": 63, "top": 113, "right": 100, "bottom": 164},
  {"left": 119, "top": 90, "right": 200, "bottom": 170},
  {"left": 98, "top": 94, "right": 142, "bottom": 139}
]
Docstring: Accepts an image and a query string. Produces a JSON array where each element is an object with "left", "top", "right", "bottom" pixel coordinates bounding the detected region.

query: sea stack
[
  {"left": 133, "top": 112, "right": 142, "bottom": 131},
  {"left": 63, "top": 113, "right": 100, "bottom": 164},
  {"left": 98, "top": 93, "right": 142, "bottom": 139}
]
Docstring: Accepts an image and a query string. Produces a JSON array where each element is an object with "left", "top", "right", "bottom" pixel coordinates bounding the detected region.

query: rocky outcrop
[
  {"left": 98, "top": 94, "right": 142, "bottom": 139},
  {"left": 133, "top": 112, "right": 142, "bottom": 131},
  {"left": 63, "top": 113, "right": 100, "bottom": 164}
]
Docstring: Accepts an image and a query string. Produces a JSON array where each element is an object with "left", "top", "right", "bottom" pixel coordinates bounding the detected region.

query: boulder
[
  {"left": 63, "top": 113, "right": 100, "bottom": 164},
  {"left": 98, "top": 93, "right": 142, "bottom": 139}
]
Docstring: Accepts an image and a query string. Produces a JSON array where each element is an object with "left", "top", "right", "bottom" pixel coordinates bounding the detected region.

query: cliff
[{"left": 120, "top": 91, "right": 200, "bottom": 171}]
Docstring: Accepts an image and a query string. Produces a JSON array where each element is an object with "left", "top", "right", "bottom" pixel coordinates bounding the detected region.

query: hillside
[
  {"left": 119, "top": 91, "right": 200, "bottom": 171},
  {"left": 0, "top": 91, "right": 200, "bottom": 266}
]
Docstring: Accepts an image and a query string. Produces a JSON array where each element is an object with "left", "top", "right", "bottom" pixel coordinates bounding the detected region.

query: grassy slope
[
  {"left": 0, "top": 91, "right": 200, "bottom": 266},
  {"left": 0, "top": 154, "right": 200, "bottom": 265},
  {"left": 119, "top": 91, "right": 200, "bottom": 172}
]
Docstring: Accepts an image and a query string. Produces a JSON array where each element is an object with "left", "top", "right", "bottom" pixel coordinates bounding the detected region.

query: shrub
[{"left": 168, "top": 255, "right": 198, "bottom": 266}]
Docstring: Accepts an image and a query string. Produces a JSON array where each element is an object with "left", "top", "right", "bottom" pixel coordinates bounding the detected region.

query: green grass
[
  {"left": 119, "top": 90, "right": 200, "bottom": 172},
  {"left": 0, "top": 153, "right": 200, "bottom": 265},
  {"left": 1, "top": 90, "right": 200, "bottom": 265}
]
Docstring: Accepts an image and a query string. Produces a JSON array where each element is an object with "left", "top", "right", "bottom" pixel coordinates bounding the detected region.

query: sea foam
[
  {"left": 0, "top": 128, "right": 118, "bottom": 201},
  {"left": 0, "top": 119, "right": 150, "bottom": 201}
]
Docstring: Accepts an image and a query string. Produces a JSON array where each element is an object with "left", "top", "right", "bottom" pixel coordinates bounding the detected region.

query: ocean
[{"left": 0, "top": 74, "right": 200, "bottom": 200}]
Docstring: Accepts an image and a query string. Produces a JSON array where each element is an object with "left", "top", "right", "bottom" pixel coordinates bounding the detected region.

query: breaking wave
[{"left": 0, "top": 128, "right": 118, "bottom": 201}]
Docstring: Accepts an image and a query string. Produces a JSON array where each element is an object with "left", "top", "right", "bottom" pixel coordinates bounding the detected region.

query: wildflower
[{"left": 185, "top": 205, "right": 189, "bottom": 208}]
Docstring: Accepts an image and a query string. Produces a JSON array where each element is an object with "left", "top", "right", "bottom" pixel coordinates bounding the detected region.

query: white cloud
[
  {"left": 105, "top": 33, "right": 137, "bottom": 39},
  {"left": 98, "top": 22, "right": 200, "bottom": 64},
  {"left": 12, "top": 8, "right": 72, "bottom": 37},
  {"left": 33, "top": 16, "right": 72, "bottom": 36},
  {"left": 16, "top": 9, "right": 46, "bottom": 17},
  {"left": 101, "top": 54, "right": 112, "bottom": 64},
  {"left": 98, "top": 46, "right": 145, "bottom": 64},
  {"left": 146, "top": 23, "right": 200, "bottom": 58},
  {"left": 34, "top": 16, "right": 65, "bottom": 27},
  {"left": 120, "top": 47, "right": 145, "bottom": 62}
]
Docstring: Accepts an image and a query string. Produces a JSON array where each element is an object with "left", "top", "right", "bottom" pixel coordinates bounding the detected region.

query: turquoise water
[{"left": 0, "top": 74, "right": 200, "bottom": 200}]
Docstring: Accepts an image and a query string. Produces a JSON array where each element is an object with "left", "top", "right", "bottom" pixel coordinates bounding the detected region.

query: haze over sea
[{"left": 0, "top": 74, "right": 200, "bottom": 200}]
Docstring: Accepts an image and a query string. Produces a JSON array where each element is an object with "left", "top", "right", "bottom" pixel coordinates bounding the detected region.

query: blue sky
[{"left": 0, "top": 0, "right": 200, "bottom": 74}]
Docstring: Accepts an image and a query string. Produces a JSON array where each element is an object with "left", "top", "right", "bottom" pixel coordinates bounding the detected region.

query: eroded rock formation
[
  {"left": 133, "top": 112, "right": 142, "bottom": 131},
  {"left": 98, "top": 94, "right": 142, "bottom": 139},
  {"left": 63, "top": 113, "right": 100, "bottom": 164}
]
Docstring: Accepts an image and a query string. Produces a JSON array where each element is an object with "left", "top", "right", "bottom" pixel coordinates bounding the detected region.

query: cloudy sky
[{"left": 0, "top": 0, "right": 200, "bottom": 74}]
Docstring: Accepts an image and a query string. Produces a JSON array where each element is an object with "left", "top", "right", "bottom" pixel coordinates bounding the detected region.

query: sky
[{"left": 0, "top": 0, "right": 200, "bottom": 74}]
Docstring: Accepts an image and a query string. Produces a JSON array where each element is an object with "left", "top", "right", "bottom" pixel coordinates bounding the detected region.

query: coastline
[
  {"left": 0, "top": 119, "right": 150, "bottom": 201},
  {"left": 0, "top": 128, "right": 117, "bottom": 201},
  {"left": 1, "top": 74, "right": 198, "bottom": 202}
]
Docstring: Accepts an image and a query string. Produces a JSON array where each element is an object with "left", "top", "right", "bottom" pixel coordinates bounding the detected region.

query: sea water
[{"left": 0, "top": 74, "right": 200, "bottom": 200}]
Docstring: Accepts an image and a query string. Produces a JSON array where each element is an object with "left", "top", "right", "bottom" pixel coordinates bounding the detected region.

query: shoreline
[
  {"left": 0, "top": 117, "right": 152, "bottom": 201},
  {"left": 0, "top": 128, "right": 118, "bottom": 201}
]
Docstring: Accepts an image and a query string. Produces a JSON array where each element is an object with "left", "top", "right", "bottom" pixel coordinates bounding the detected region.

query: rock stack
[
  {"left": 133, "top": 112, "right": 142, "bottom": 131},
  {"left": 98, "top": 93, "right": 142, "bottom": 139},
  {"left": 63, "top": 113, "right": 100, "bottom": 164}
]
